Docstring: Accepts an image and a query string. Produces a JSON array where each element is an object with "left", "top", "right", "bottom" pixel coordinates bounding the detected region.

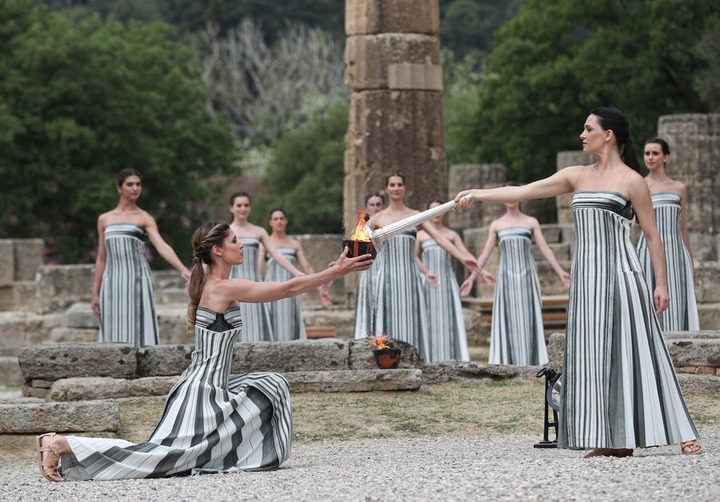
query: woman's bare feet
[
  {"left": 583, "top": 448, "right": 633, "bottom": 458},
  {"left": 36, "top": 433, "right": 64, "bottom": 482},
  {"left": 681, "top": 440, "right": 703, "bottom": 455}
]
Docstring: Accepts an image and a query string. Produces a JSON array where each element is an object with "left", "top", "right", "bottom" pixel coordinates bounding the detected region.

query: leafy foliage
[
  {"left": 454, "top": 0, "right": 718, "bottom": 187},
  {"left": 0, "top": 0, "right": 236, "bottom": 263}
]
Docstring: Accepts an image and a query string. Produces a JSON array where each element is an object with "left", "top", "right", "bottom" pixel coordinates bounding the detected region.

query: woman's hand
[
  {"left": 332, "top": 248, "right": 374, "bottom": 275},
  {"left": 425, "top": 272, "right": 439, "bottom": 288},
  {"left": 454, "top": 191, "right": 476, "bottom": 209},
  {"left": 180, "top": 268, "right": 191, "bottom": 282},
  {"left": 91, "top": 294, "right": 101, "bottom": 318},
  {"left": 654, "top": 284, "right": 670, "bottom": 315},
  {"left": 460, "top": 276, "right": 475, "bottom": 297},
  {"left": 558, "top": 270, "right": 571, "bottom": 287},
  {"left": 479, "top": 269, "right": 495, "bottom": 286},
  {"left": 318, "top": 286, "right": 333, "bottom": 308}
]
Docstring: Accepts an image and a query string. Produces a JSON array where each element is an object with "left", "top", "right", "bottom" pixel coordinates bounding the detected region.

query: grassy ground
[{"left": 117, "top": 379, "right": 720, "bottom": 445}]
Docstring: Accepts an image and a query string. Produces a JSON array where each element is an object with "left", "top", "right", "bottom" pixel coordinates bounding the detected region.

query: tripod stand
[{"left": 534, "top": 367, "right": 562, "bottom": 448}]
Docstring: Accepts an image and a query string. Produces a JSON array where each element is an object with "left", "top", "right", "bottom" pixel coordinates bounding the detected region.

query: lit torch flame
[
  {"left": 369, "top": 333, "right": 391, "bottom": 349},
  {"left": 349, "top": 211, "right": 371, "bottom": 242}
]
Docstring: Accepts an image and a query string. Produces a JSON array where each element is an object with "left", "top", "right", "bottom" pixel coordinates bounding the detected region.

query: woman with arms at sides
[
  {"left": 415, "top": 200, "right": 474, "bottom": 362},
  {"left": 228, "top": 192, "right": 304, "bottom": 342},
  {"left": 36, "top": 221, "right": 373, "bottom": 482},
  {"left": 636, "top": 138, "right": 699, "bottom": 331},
  {"left": 260, "top": 208, "right": 330, "bottom": 341},
  {"left": 362, "top": 173, "right": 479, "bottom": 361},
  {"left": 351, "top": 191, "right": 386, "bottom": 335},
  {"left": 455, "top": 107, "right": 702, "bottom": 458},
  {"left": 459, "top": 184, "right": 570, "bottom": 366},
  {"left": 91, "top": 168, "right": 190, "bottom": 347}
]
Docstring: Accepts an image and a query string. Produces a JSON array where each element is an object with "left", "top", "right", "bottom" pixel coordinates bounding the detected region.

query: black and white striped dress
[
  {"left": 420, "top": 239, "right": 469, "bottom": 362},
  {"left": 353, "top": 263, "right": 380, "bottom": 339},
  {"left": 636, "top": 192, "right": 699, "bottom": 331},
  {"left": 489, "top": 227, "right": 547, "bottom": 366},
  {"left": 558, "top": 191, "right": 698, "bottom": 450},
  {"left": 265, "top": 248, "right": 307, "bottom": 341},
  {"left": 230, "top": 237, "right": 274, "bottom": 342},
  {"left": 61, "top": 306, "right": 292, "bottom": 480},
  {"left": 99, "top": 223, "right": 159, "bottom": 347},
  {"left": 372, "top": 230, "right": 430, "bottom": 360}
]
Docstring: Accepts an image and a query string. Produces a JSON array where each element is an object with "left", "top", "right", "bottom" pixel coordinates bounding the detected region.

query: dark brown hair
[{"left": 117, "top": 168, "right": 141, "bottom": 187}]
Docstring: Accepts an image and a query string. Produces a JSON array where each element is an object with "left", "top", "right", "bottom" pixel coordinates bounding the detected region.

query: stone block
[
  {"left": 667, "top": 337, "right": 720, "bottom": 367},
  {"left": 13, "top": 239, "right": 44, "bottom": 281},
  {"left": 677, "top": 374, "right": 720, "bottom": 396},
  {"left": 136, "top": 345, "right": 194, "bottom": 377},
  {"left": 698, "top": 304, "right": 720, "bottom": 330},
  {"left": 62, "top": 302, "right": 99, "bottom": 329},
  {"left": 421, "top": 361, "right": 538, "bottom": 385},
  {"left": 285, "top": 369, "right": 422, "bottom": 393},
  {"left": 295, "top": 235, "right": 346, "bottom": 304},
  {"left": 688, "top": 232, "right": 718, "bottom": 263},
  {"left": 0, "top": 401, "right": 119, "bottom": 433},
  {"left": 345, "top": 0, "right": 439, "bottom": 35},
  {"left": 152, "top": 270, "right": 186, "bottom": 290},
  {"left": 0, "top": 356, "right": 22, "bottom": 386},
  {"left": 345, "top": 34, "right": 440, "bottom": 91},
  {"left": 35, "top": 264, "right": 94, "bottom": 314},
  {"left": 17, "top": 343, "right": 136, "bottom": 381},
  {"left": 49, "top": 376, "right": 178, "bottom": 401},
  {"left": 155, "top": 287, "right": 189, "bottom": 305},
  {"left": 0, "top": 240, "right": 14, "bottom": 283},
  {"left": 0, "top": 312, "right": 62, "bottom": 356},
  {"left": 156, "top": 305, "right": 192, "bottom": 345},
  {"left": 545, "top": 332, "right": 565, "bottom": 371},
  {"left": 49, "top": 327, "right": 98, "bottom": 343},
  {"left": 0, "top": 284, "right": 14, "bottom": 311},
  {"left": 233, "top": 339, "right": 350, "bottom": 373},
  {"left": 695, "top": 263, "right": 720, "bottom": 304},
  {"left": 11, "top": 281, "right": 37, "bottom": 311},
  {"left": 446, "top": 164, "right": 506, "bottom": 230}
]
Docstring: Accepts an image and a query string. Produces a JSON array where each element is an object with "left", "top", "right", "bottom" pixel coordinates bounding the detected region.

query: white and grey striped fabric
[
  {"left": 558, "top": 191, "right": 698, "bottom": 450},
  {"left": 264, "top": 248, "right": 307, "bottom": 341},
  {"left": 61, "top": 306, "right": 292, "bottom": 480},
  {"left": 488, "top": 228, "right": 547, "bottom": 366},
  {"left": 229, "top": 237, "right": 275, "bottom": 342},
  {"left": 420, "top": 239, "right": 469, "bottom": 362},
  {"left": 353, "top": 260, "right": 381, "bottom": 339},
  {"left": 372, "top": 230, "right": 430, "bottom": 360},
  {"left": 99, "top": 223, "right": 159, "bottom": 347},
  {"left": 637, "top": 192, "right": 699, "bottom": 331}
]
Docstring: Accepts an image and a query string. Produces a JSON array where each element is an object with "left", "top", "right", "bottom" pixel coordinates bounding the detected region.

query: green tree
[
  {"left": 693, "top": 15, "right": 720, "bottom": 111},
  {"left": 251, "top": 102, "right": 348, "bottom": 235},
  {"left": 455, "top": 0, "right": 717, "bottom": 193},
  {"left": 0, "top": 0, "right": 236, "bottom": 263}
]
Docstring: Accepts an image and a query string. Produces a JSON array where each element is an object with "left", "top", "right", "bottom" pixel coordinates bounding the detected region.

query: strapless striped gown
[
  {"left": 61, "top": 306, "right": 292, "bottom": 479},
  {"left": 489, "top": 227, "right": 547, "bottom": 366},
  {"left": 636, "top": 192, "right": 699, "bottom": 331},
  {"left": 420, "top": 239, "right": 469, "bottom": 362},
  {"left": 230, "top": 237, "right": 274, "bottom": 342},
  {"left": 99, "top": 223, "right": 159, "bottom": 347},
  {"left": 265, "top": 247, "right": 307, "bottom": 341},
  {"left": 559, "top": 191, "right": 698, "bottom": 450}
]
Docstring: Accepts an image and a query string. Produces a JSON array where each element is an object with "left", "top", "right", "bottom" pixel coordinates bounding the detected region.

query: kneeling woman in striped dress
[{"left": 35, "top": 222, "right": 373, "bottom": 482}]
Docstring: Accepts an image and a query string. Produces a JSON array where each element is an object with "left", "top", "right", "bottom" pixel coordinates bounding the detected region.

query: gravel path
[{"left": 2, "top": 429, "right": 718, "bottom": 501}]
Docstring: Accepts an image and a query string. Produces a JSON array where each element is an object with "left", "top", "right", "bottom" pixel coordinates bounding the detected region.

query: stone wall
[{"left": 0, "top": 238, "right": 43, "bottom": 312}]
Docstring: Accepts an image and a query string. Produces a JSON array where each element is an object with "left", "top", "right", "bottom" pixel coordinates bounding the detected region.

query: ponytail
[{"left": 590, "top": 106, "right": 641, "bottom": 174}]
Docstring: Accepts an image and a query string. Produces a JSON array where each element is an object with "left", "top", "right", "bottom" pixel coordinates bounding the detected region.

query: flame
[
  {"left": 349, "top": 211, "right": 371, "bottom": 241},
  {"left": 369, "top": 333, "right": 391, "bottom": 349}
]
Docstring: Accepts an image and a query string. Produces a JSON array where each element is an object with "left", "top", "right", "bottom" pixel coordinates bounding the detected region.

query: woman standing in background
[
  {"left": 91, "top": 168, "right": 190, "bottom": 347},
  {"left": 228, "top": 192, "right": 304, "bottom": 342},
  {"left": 636, "top": 138, "right": 699, "bottom": 331}
]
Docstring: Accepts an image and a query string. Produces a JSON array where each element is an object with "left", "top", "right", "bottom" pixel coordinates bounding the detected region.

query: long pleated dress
[
  {"left": 99, "top": 223, "right": 159, "bottom": 347},
  {"left": 264, "top": 248, "right": 307, "bottom": 341},
  {"left": 353, "top": 265, "right": 380, "bottom": 340},
  {"left": 636, "top": 192, "right": 699, "bottom": 331},
  {"left": 372, "top": 229, "right": 430, "bottom": 360},
  {"left": 230, "top": 237, "right": 274, "bottom": 342},
  {"left": 420, "top": 239, "right": 469, "bottom": 362},
  {"left": 558, "top": 191, "right": 698, "bottom": 450},
  {"left": 60, "top": 306, "right": 292, "bottom": 480},
  {"left": 489, "top": 228, "right": 547, "bottom": 366}
]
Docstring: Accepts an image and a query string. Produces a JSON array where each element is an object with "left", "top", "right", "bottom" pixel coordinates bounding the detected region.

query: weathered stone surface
[
  {"left": 346, "top": 34, "right": 440, "bottom": 91},
  {"left": 13, "top": 239, "right": 44, "bottom": 281},
  {"left": 0, "top": 240, "right": 15, "bottom": 283},
  {"left": 695, "top": 263, "right": 720, "bottom": 304},
  {"left": 49, "top": 376, "right": 178, "bottom": 401},
  {"left": 421, "top": 361, "right": 539, "bottom": 385},
  {"left": 17, "top": 343, "right": 136, "bottom": 381},
  {"left": 463, "top": 307, "right": 484, "bottom": 347},
  {"left": 136, "top": 345, "right": 194, "bottom": 377},
  {"left": 302, "top": 307, "right": 355, "bottom": 339},
  {"left": 346, "top": 0, "right": 439, "bottom": 35},
  {"left": 62, "top": 302, "right": 98, "bottom": 329},
  {"left": 348, "top": 338, "right": 423, "bottom": 369},
  {"left": 446, "top": 164, "right": 506, "bottom": 230},
  {"left": 677, "top": 374, "right": 720, "bottom": 396},
  {"left": 0, "top": 401, "right": 119, "bottom": 433},
  {"left": 286, "top": 369, "right": 422, "bottom": 392},
  {"left": 698, "top": 304, "right": 720, "bottom": 330},
  {"left": 295, "top": 235, "right": 346, "bottom": 305},
  {"left": 545, "top": 332, "right": 565, "bottom": 371},
  {"left": 688, "top": 232, "right": 718, "bottom": 263},
  {"left": 0, "top": 312, "right": 62, "bottom": 356},
  {"left": 35, "top": 264, "right": 94, "bottom": 314},
  {"left": 233, "top": 339, "right": 350, "bottom": 373},
  {"left": 0, "top": 356, "right": 22, "bottom": 386}
]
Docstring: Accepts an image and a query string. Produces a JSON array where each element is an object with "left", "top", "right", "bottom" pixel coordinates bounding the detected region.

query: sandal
[
  {"left": 584, "top": 448, "right": 633, "bottom": 458},
  {"left": 36, "top": 433, "right": 64, "bottom": 482},
  {"left": 681, "top": 440, "right": 703, "bottom": 455}
]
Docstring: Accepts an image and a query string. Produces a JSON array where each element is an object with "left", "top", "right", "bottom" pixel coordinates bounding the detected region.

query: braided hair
[{"left": 186, "top": 221, "right": 231, "bottom": 330}]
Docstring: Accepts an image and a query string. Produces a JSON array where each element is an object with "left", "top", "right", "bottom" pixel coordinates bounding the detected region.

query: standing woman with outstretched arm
[
  {"left": 454, "top": 107, "right": 701, "bottom": 458},
  {"left": 228, "top": 192, "right": 304, "bottom": 342},
  {"left": 91, "top": 169, "right": 190, "bottom": 347},
  {"left": 636, "top": 138, "right": 699, "bottom": 331},
  {"left": 36, "top": 221, "right": 373, "bottom": 482}
]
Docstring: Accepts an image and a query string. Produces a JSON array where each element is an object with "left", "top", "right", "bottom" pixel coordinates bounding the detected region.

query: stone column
[{"left": 344, "top": 0, "right": 445, "bottom": 231}]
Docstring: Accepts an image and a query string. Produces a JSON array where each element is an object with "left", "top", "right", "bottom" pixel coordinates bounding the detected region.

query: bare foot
[{"left": 681, "top": 440, "right": 703, "bottom": 455}]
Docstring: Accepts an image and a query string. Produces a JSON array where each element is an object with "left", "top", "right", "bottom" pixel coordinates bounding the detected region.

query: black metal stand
[{"left": 534, "top": 367, "right": 561, "bottom": 449}]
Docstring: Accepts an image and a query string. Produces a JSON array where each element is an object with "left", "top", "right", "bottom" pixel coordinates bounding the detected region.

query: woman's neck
[{"left": 116, "top": 199, "right": 139, "bottom": 212}]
